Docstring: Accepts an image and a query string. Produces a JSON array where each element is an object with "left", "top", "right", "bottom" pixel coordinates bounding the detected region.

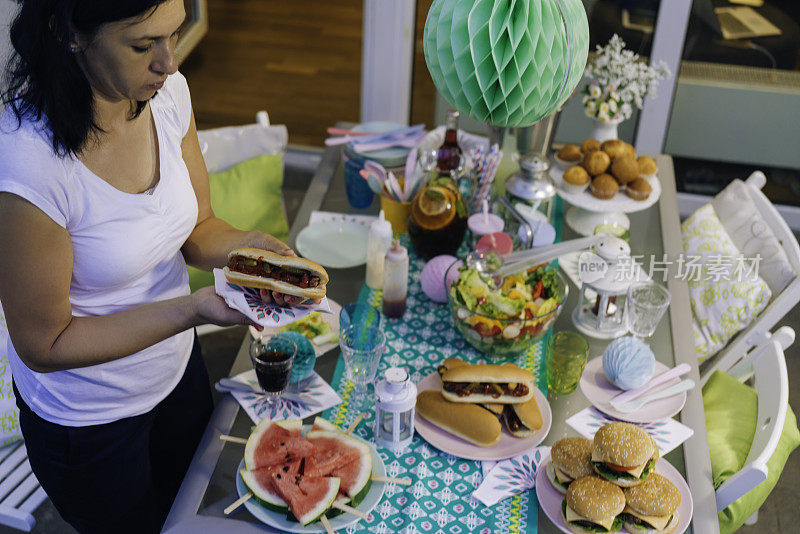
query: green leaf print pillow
[{"left": 682, "top": 204, "right": 772, "bottom": 361}]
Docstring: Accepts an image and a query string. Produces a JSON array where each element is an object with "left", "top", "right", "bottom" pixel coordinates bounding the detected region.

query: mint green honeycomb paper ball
[{"left": 424, "top": 0, "right": 589, "bottom": 127}]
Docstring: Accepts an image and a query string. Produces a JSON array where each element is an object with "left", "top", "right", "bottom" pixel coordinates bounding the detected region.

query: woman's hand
[
  {"left": 191, "top": 286, "right": 263, "bottom": 331},
  {"left": 244, "top": 232, "right": 320, "bottom": 307}
]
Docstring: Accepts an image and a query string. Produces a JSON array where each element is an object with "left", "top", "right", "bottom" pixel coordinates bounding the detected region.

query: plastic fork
[
  {"left": 609, "top": 379, "right": 695, "bottom": 413},
  {"left": 324, "top": 124, "right": 425, "bottom": 147},
  {"left": 350, "top": 131, "right": 426, "bottom": 152}
]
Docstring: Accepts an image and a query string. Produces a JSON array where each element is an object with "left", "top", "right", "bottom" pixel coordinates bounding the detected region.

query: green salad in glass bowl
[{"left": 446, "top": 261, "right": 568, "bottom": 358}]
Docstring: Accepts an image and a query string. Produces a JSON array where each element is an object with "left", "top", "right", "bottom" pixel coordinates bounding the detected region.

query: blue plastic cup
[{"left": 344, "top": 157, "right": 375, "bottom": 209}]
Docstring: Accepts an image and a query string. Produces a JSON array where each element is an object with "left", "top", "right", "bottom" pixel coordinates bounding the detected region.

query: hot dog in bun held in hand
[{"left": 223, "top": 247, "right": 329, "bottom": 300}]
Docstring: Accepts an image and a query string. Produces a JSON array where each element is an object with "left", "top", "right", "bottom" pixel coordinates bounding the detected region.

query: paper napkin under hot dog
[
  {"left": 213, "top": 268, "right": 331, "bottom": 327},
  {"left": 472, "top": 446, "right": 551, "bottom": 507}
]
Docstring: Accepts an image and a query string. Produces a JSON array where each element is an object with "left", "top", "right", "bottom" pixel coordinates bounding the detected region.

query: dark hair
[{"left": 2, "top": 0, "right": 168, "bottom": 156}]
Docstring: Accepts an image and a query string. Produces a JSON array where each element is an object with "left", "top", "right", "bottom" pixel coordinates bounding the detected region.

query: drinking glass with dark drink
[{"left": 249, "top": 335, "right": 297, "bottom": 409}]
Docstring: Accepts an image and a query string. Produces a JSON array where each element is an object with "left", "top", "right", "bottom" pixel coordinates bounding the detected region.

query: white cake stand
[{"left": 551, "top": 155, "right": 661, "bottom": 236}]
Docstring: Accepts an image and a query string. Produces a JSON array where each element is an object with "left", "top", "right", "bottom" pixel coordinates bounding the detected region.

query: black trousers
[{"left": 15, "top": 335, "right": 213, "bottom": 534}]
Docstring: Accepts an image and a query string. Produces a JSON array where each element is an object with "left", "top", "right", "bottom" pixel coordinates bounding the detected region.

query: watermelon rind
[
  {"left": 239, "top": 469, "right": 288, "bottom": 513},
  {"left": 244, "top": 419, "right": 302, "bottom": 471},
  {"left": 311, "top": 416, "right": 340, "bottom": 433},
  {"left": 342, "top": 450, "right": 372, "bottom": 499}
]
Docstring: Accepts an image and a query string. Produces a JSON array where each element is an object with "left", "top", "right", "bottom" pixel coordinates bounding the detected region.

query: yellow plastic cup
[{"left": 380, "top": 177, "right": 411, "bottom": 234}]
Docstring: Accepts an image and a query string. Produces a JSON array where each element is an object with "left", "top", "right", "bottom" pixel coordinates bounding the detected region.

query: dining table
[{"left": 163, "top": 132, "right": 719, "bottom": 534}]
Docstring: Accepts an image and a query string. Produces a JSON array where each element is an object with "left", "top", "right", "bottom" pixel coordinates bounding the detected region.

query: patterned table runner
[{"left": 321, "top": 235, "right": 552, "bottom": 534}]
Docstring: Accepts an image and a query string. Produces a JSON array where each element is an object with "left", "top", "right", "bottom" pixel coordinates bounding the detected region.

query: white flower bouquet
[{"left": 582, "top": 34, "right": 670, "bottom": 123}]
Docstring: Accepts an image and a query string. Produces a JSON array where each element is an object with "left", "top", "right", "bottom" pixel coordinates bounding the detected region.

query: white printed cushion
[
  {"left": 0, "top": 303, "right": 22, "bottom": 447},
  {"left": 711, "top": 179, "right": 795, "bottom": 294},
  {"left": 682, "top": 204, "right": 772, "bottom": 360}
]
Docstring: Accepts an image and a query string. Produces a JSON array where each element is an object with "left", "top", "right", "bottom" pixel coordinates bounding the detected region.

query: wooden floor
[{"left": 180, "top": 0, "right": 436, "bottom": 147}]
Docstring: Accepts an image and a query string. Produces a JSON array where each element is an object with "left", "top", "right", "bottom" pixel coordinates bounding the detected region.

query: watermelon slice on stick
[
  {"left": 271, "top": 474, "right": 340, "bottom": 526},
  {"left": 244, "top": 419, "right": 314, "bottom": 471},
  {"left": 239, "top": 458, "right": 303, "bottom": 512},
  {"left": 311, "top": 416, "right": 341, "bottom": 433}
]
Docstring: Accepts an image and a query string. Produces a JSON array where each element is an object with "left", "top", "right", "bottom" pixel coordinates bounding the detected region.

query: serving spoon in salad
[{"left": 466, "top": 233, "right": 619, "bottom": 287}]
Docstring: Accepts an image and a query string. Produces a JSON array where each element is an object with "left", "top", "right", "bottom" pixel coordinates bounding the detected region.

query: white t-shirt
[{"left": 0, "top": 71, "right": 199, "bottom": 426}]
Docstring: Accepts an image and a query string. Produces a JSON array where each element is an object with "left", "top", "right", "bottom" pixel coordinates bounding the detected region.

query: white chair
[
  {"left": 0, "top": 304, "right": 47, "bottom": 531},
  {"left": 197, "top": 110, "right": 288, "bottom": 174},
  {"left": 709, "top": 325, "right": 794, "bottom": 524},
  {"left": 0, "top": 442, "right": 47, "bottom": 532},
  {"left": 699, "top": 172, "right": 800, "bottom": 386}
]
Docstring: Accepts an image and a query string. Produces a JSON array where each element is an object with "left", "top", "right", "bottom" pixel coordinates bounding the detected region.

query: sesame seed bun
[
  {"left": 624, "top": 473, "right": 681, "bottom": 517},
  {"left": 593, "top": 423, "right": 656, "bottom": 467},
  {"left": 566, "top": 476, "right": 625, "bottom": 522},
  {"left": 551, "top": 437, "right": 595, "bottom": 480}
]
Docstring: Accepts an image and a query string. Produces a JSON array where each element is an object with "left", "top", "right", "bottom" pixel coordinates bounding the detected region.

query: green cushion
[
  {"left": 187, "top": 154, "right": 289, "bottom": 292},
  {"left": 703, "top": 370, "right": 800, "bottom": 534}
]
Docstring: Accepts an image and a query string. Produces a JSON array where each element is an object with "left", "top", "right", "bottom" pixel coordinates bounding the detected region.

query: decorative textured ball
[
  {"left": 278, "top": 331, "right": 316, "bottom": 384},
  {"left": 602, "top": 336, "right": 655, "bottom": 390},
  {"left": 422, "top": 255, "right": 459, "bottom": 303},
  {"left": 423, "top": 0, "right": 589, "bottom": 127}
]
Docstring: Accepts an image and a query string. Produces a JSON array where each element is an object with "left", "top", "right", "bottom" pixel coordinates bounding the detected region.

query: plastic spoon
[
  {"left": 359, "top": 169, "right": 385, "bottom": 194},
  {"left": 386, "top": 171, "right": 405, "bottom": 201},
  {"left": 610, "top": 363, "right": 692, "bottom": 404},
  {"left": 610, "top": 379, "right": 695, "bottom": 414},
  {"left": 351, "top": 131, "right": 426, "bottom": 152}
]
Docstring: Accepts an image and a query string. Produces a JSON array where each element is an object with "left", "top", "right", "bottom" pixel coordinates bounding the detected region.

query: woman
[{"left": 0, "top": 1, "right": 301, "bottom": 532}]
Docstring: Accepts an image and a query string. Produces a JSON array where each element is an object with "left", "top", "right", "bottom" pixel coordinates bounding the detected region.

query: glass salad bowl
[{"left": 445, "top": 262, "right": 569, "bottom": 359}]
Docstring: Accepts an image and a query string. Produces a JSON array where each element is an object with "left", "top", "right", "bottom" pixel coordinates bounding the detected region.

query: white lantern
[
  {"left": 374, "top": 367, "right": 416, "bottom": 451},
  {"left": 571, "top": 236, "right": 644, "bottom": 339}
]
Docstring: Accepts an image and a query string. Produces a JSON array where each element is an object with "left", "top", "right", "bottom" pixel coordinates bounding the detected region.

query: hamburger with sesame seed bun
[
  {"left": 591, "top": 423, "right": 659, "bottom": 487},
  {"left": 546, "top": 437, "right": 596, "bottom": 494},
  {"left": 621, "top": 473, "right": 681, "bottom": 533},
  {"left": 561, "top": 476, "right": 625, "bottom": 533}
]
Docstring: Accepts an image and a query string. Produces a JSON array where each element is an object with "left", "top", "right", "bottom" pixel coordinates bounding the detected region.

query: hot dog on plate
[{"left": 440, "top": 364, "right": 535, "bottom": 404}]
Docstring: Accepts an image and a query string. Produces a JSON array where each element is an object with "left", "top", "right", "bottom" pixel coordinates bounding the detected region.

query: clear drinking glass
[
  {"left": 626, "top": 281, "right": 671, "bottom": 338},
  {"left": 339, "top": 302, "right": 382, "bottom": 332},
  {"left": 249, "top": 335, "right": 297, "bottom": 410},
  {"left": 339, "top": 325, "right": 385, "bottom": 410},
  {"left": 546, "top": 331, "right": 590, "bottom": 395}
]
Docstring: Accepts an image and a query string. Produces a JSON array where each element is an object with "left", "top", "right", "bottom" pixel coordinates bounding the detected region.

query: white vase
[{"left": 589, "top": 117, "right": 624, "bottom": 143}]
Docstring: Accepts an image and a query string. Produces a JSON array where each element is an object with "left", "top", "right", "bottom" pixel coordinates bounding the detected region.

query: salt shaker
[
  {"left": 366, "top": 210, "right": 393, "bottom": 289},
  {"left": 374, "top": 367, "right": 416, "bottom": 451},
  {"left": 382, "top": 239, "right": 408, "bottom": 318}
]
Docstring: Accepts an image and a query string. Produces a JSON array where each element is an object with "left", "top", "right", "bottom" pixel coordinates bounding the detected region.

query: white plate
[
  {"left": 296, "top": 221, "right": 369, "bottom": 269},
  {"left": 235, "top": 427, "right": 386, "bottom": 532},
  {"left": 579, "top": 357, "right": 687, "bottom": 423},
  {"left": 249, "top": 298, "right": 342, "bottom": 358},
  {"left": 552, "top": 155, "right": 662, "bottom": 213},
  {"left": 536, "top": 451, "right": 693, "bottom": 534},
  {"left": 413, "top": 372, "right": 551, "bottom": 461}
]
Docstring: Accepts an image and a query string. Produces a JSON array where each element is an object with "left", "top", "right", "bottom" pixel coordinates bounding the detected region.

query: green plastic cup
[{"left": 546, "top": 331, "right": 590, "bottom": 394}]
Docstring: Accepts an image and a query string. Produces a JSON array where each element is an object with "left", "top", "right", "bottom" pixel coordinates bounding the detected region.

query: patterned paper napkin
[
  {"left": 213, "top": 268, "right": 331, "bottom": 327},
  {"left": 472, "top": 446, "right": 551, "bottom": 507},
  {"left": 566, "top": 406, "right": 694, "bottom": 456},
  {"left": 228, "top": 369, "right": 342, "bottom": 424}
]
